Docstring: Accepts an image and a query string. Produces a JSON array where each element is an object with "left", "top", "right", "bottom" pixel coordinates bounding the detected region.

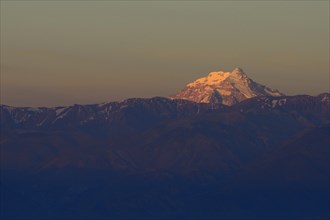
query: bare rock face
[{"left": 170, "top": 67, "right": 284, "bottom": 106}]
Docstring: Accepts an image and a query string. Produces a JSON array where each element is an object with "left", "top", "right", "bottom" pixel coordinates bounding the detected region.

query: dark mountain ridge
[
  {"left": 1, "top": 93, "right": 329, "bottom": 172},
  {"left": 1, "top": 93, "right": 329, "bottom": 219}
]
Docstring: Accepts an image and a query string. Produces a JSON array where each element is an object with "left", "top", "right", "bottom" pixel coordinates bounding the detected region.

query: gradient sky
[{"left": 1, "top": 1, "right": 329, "bottom": 107}]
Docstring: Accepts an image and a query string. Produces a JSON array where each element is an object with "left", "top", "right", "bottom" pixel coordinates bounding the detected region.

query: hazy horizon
[{"left": 1, "top": 1, "right": 329, "bottom": 107}]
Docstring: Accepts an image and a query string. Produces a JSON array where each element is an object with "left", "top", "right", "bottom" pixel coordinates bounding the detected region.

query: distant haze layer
[{"left": 1, "top": 1, "right": 329, "bottom": 107}]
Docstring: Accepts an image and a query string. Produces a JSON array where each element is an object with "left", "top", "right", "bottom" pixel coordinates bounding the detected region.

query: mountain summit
[{"left": 170, "top": 67, "right": 284, "bottom": 106}]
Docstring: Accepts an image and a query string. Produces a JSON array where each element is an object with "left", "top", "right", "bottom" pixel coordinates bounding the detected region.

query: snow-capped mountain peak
[
  {"left": 170, "top": 67, "right": 284, "bottom": 106},
  {"left": 187, "top": 71, "right": 230, "bottom": 88}
]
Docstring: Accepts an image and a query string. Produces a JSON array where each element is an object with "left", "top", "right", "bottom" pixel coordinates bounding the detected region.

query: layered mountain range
[
  {"left": 1, "top": 93, "right": 329, "bottom": 171},
  {"left": 1, "top": 70, "right": 329, "bottom": 220}
]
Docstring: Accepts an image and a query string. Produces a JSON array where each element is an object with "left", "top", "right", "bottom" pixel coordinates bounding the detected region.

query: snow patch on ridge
[
  {"left": 55, "top": 107, "right": 68, "bottom": 116},
  {"left": 27, "top": 108, "right": 43, "bottom": 113},
  {"left": 272, "top": 99, "right": 287, "bottom": 108}
]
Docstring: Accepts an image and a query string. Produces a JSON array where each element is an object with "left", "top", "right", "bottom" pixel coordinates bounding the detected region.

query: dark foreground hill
[{"left": 0, "top": 93, "right": 329, "bottom": 219}]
